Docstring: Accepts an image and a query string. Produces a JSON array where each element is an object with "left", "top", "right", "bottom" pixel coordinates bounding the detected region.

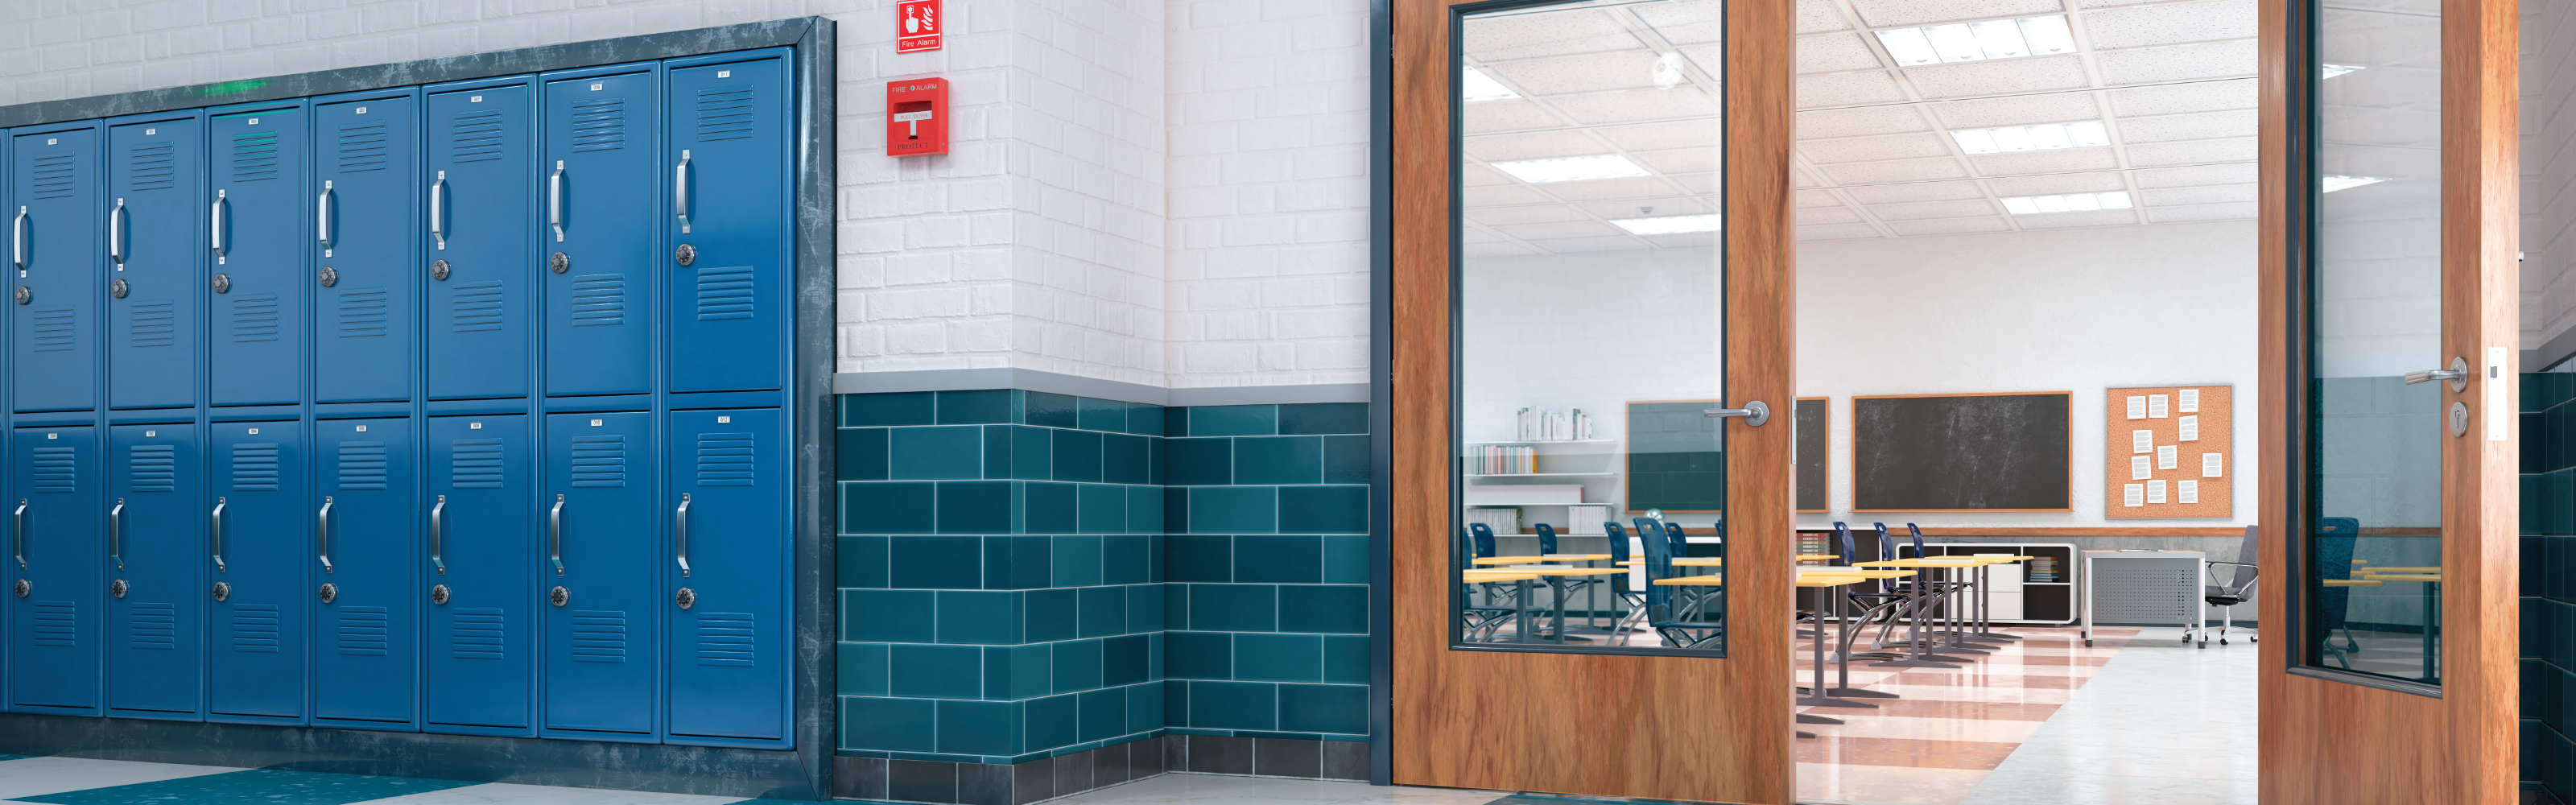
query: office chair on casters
[{"left": 2202, "top": 525, "right": 2260, "bottom": 646}]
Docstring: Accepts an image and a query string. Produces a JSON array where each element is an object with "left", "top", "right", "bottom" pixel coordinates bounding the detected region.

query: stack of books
[
  {"left": 1515, "top": 407, "right": 1593, "bottom": 441},
  {"left": 2027, "top": 556, "right": 2062, "bottom": 583},
  {"left": 1467, "top": 444, "right": 1538, "bottom": 475}
]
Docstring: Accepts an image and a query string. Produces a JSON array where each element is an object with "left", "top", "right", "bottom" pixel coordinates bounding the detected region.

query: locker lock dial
[
  {"left": 318, "top": 583, "right": 337, "bottom": 604},
  {"left": 212, "top": 274, "right": 230, "bottom": 294},
  {"left": 211, "top": 581, "right": 230, "bottom": 601},
  {"left": 550, "top": 586, "right": 569, "bottom": 607},
  {"left": 110, "top": 278, "right": 127, "bottom": 299},
  {"left": 675, "top": 244, "right": 696, "bottom": 266},
  {"left": 12, "top": 287, "right": 26, "bottom": 305},
  {"left": 110, "top": 580, "right": 128, "bottom": 598},
  {"left": 318, "top": 266, "right": 337, "bottom": 287},
  {"left": 12, "top": 579, "right": 26, "bottom": 598},
  {"left": 431, "top": 259, "right": 450, "bottom": 282},
  {"left": 550, "top": 252, "right": 569, "bottom": 274},
  {"left": 675, "top": 588, "right": 697, "bottom": 609},
  {"left": 430, "top": 584, "right": 451, "bottom": 605}
]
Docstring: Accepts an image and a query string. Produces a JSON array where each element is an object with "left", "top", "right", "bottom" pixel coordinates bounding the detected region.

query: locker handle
[
  {"left": 674, "top": 151, "right": 691, "bottom": 235},
  {"left": 109, "top": 199, "right": 126, "bottom": 265},
  {"left": 11, "top": 499, "right": 23, "bottom": 570},
  {"left": 210, "top": 192, "right": 228, "bottom": 261},
  {"left": 316, "top": 496, "right": 334, "bottom": 575},
  {"left": 429, "top": 495, "right": 446, "bottom": 576},
  {"left": 10, "top": 206, "right": 25, "bottom": 275},
  {"left": 549, "top": 494, "right": 565, "bottom": 576},
  {"left": 109, "top": 499, "right": 125, "bottom": 573},
  {"left": 428, "top": 171, "right": 447, "bottom": 251},
  {"left": 316, "top": 181, "right": 335, "bottom": 253},
  {"left": 210, "top": 497, "right": 226, "bottom": 574},
  {"left": 548, "top": 161, "right": 565, "bottom": 243},
  {"left": 675, "top": 493, "right": 691, "bottom": 579}
]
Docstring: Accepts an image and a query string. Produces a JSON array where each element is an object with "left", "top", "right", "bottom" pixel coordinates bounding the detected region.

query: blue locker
[
  {"left": 541, "top": 411, "right": 658, "bottom": 740},
  {"left": 208, "top": 421, "right": 308, "bottom": 722},
  {"left": 10, "top": 126, "right": 103, "bottom": 413},
  {"left": 540, "top": 69, "right": 658, "bottom": 398},
  {"left": 106, "top": 116, "right": 205, "bottom": 411},
  {"left": 312, "top": 417, "right": 417, "bottom": 729},
  {"left": 208, "top": 106, "right": 310, "bottom": 407},
  {"left": 107, "top": 423, "right": 203, "bottom": 719},
  {"left": 425, "top": 414, "right": 531, "bottom": 732},
  {"left": 665, "top": 408, "right": 785, "bottom": 745},
  {"left": 425, "top": 82, "right": 534, "bottom": 401},
  {"left": 664, "top": 56, "right": 786, "bottom": 394},
  {"left": 313, "top": 96, "right": 417, "bottom": 404},
  {"left": 10, "top": 426, "right": 103, "bottom": 714}
]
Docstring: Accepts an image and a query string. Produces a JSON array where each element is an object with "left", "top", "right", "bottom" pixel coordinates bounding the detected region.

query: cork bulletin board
[{"left": 2103, "top": 385, "right": 2232, "bottom": 518}]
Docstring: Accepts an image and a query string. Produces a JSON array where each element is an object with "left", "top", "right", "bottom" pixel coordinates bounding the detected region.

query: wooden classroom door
[
  {"left": 2260, "top": 0, "right": 2517, "bottom": 800},
  {"left": 1389, "top": 0, "right": 1798, "bottom": 802}
]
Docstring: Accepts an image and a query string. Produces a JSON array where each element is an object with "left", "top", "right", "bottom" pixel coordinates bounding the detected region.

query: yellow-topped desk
[
  {"left": 1616, "top": 557, "right": 1722, "bottom": 568},
  {"left": 2359, "top": 567, "right": 2441, "bottom": 574},
  {"left": 1653, "top": 575, "right": 1724, "bottom": 586}
]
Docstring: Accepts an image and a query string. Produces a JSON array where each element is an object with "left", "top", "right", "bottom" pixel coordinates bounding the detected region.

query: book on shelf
[
  {"left": 2027, "top": 556, "right": 2062, "bottom": 583},
  {"left": 1513, "top": 407, "right": 1594, "bottom": 442},
  {"left": 1463, "top": 507, "right": 1518, "bottom": 536},
  {"left": 1465, "top": 444, "right": 1538, "bottom": 475}
]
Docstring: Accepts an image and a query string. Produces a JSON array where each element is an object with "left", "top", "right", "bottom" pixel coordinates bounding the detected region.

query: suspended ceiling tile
[
  {"left": 1544, "top": 175, "right": 1688, "bottom": 202},
  {"left": 1929, "top": 92, "right": 2104, "bottom": 129},
  {"left": 1888, "top": 217, "right": 2014, "bottom": 236},
  {"left": 1670, "top": 172, "right": 1722, "bottom": 194},
  {"left": 2011, "top": 208, "right": 2142, "bottom": 228},
  {"left": 1633, "top": 0, "right": 1728, "bottom": 45},
  {"left": 1798, "top": 34, "right": 1884, "bottom": 74},
  {"left": 1579, "top": 196, "right": 1715, "bottom": 218},
  {"left": 2132, "top": 162, "right": 2259, "bottom": 188},
  {"left": 1496, "top": 221, "right": 1630, "bottom": 241},
  {"left": 2117, "top": 109, "right": 2258, "bottom": 142},
  {"left": 1524, "top": 235, "right": 1656, "bottom": 253},
  {"left": 1793, "top": 169, "right": 1818, "bottom": 188},
  {"left": 1849, "top": 0, "right": 2065, "bottom": 27},
  {"left": 1846, "top": 180, "right": 1986, "bottom": 204},
  {"left": 1641, "top": 232, "right": 1721, "bottom": 249},
  {"left": 2107, "top": 77, "right": 2258, "bottom": 116},
  {"left": 1463, "top": 165, "right": 1516, "bottom": 187},
  {"left": 1463, "top": 185, "right": 1555, "bottom": 208},
  {"left": 1797, "top": 105, "right": 1936, "bottom": 138},
  {"left": 1678, "top": 44, "right": 1727, "bottom": 80},
  {"left": 1798, "top": 206, "right": 1867, "bottom": 225},
  {"left": 1987, "top": 171, "right": 2128, "bottom": 196},
  {"left": 1967, "top": 147, "right": 2121, "bottom": 175},
  {"left": 1798, "top": 72, "right": 1912, "bottom": 108},
  {"left": 1801, "top": 132, "right": 1956, "bottom": 163},
  {"left": 1461, "top": 10, "right": 1645, "bottom": 62},
  {"left": 1468, "top": 205, "right": 1591, "bottom": 225},
  {"left": 1489, "top": 51, "right": 1667, "bottom": 96},
  {"left": 2141, "top": 183, "right": 2258, "bottom": 206},
  {"left": 1632, "top": 147, "right": 1719, "bottom": 175},
  {"left": 2124, "top": 137, "right": 2259, "bottom": 166},
  {"left": 1463, "top": 242, "right": 1540, "bottom": 258},
  {"left": 1823, "top": 157, "right": 1972, "bottom": 184},
  {"left": 2097, "top": 39, "right": 2260, "bottom": 85},
  {"left": 2083, "top": 0, "right": 2258, "bottom": 48},
  {"left": 1596, "top": 120, "right": 1722, "bottom": 151},
  {"left": 1869, "top": 199, "right": 2003, "bottom": 221},
  {"left": 1797, "top": 188, "right": 1847, "bottom": 208},
  {"left": 1551, "top": 89, "right": 1720, "bottom": 126},
  {"left": 1464, "top": 130, "right": 1606, "bottom": 162},
  {"left": 1904, "top": 56, "right": 2093, "bottom": 100},
  {"left": 1796, "top": 0, "right": 1852, "bottom": 33},
  {"left": 1463, "top": 100, "right": 1565, "bottom": 134},
  {"left": 2146, "top": 202, "right": 2259, "bottom": 222},
  {"left": 1798, "top": 222, "right": 1885, "bottom": 241},
  {"left": 1462, "top": 228, "right": 1505, "bottom": 244}
]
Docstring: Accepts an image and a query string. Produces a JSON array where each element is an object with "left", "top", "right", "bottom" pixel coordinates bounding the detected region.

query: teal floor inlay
[{"left": 7, "top": 769, "right": 480, "bottom": 805}]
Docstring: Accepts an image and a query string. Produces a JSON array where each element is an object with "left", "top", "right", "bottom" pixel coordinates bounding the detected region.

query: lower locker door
[
  {"left": 108, "top": 424, "right": 203, "bottom": 718},
  {"left": 208, "top": 422, "right": 308, "bottom": 721},
  {"left": 313, "top": 418, "right": 417, "bottom": 728},
  {"left": 10, "top": 427, "right": 103, "bottom": 714},
  {"left": 666, "top": 409, "right": 786, "bottom": 744},
  {"left": 542, "top": 411, "right": 658, "bottom": 737},
  {"left": 426, "top": 415, "right": 532, "bottom": 731}
]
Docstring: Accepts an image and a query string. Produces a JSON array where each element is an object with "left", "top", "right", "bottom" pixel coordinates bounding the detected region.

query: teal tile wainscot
[{"left": 835, "top": 391, "right": 1373, "bottom": 803}]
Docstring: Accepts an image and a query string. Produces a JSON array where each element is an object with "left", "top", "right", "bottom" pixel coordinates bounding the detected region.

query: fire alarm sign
[
  {"left": 887, "top": 78, "right": 949, "bottom": 157},
  {"left": 898, "top": 0, "right": 942, "bottom": 53}
]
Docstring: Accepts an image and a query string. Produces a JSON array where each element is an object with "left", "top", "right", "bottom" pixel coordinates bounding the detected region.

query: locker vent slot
[
  {"left": 570, "top": 610, "right": 628, "bottom": 663},
  {"left": 694, "top": 86, "right": 756, "bottom": 142},
  {"left": 336, "top": 606, "right": 389, "bottom": 656},
  {"left": 34, "top": 601, "right": 77, "bottom": 647},
  {"left": 127, "top": 142, "right": 178, "bottom": 192},
  {"left": 570, "top": 436, "right": 626, "bottom": 488},
  {"left": 694, "top": 267, "right": 754, "bottom": 321},
  {"left": 129, "top": 602, "right": 176, "bottom": 650},
  {"left": 128, "top": 444, "right": 176, "bottom": 492},
  {"left": 570, "top": 98, "right": 626, "bottom": 152},
  {"left": 231, "top": 132, "right": 280, "bottom": 180},
  {"left": 127, "top": 299, "right": 176, "bottom": 347},
  {"left": 569, "top": 275, "right": 625, "bottom": 327},
  {"left": 452, "top": 608, "right": 504, "bottom": 659},
  {"left": 451, "top": 438, "right": 504, "bottom": 489},
  {"left": 696, "top": 432, "right": 754, "bottom": 486},
  {"left": 450, "top": 110, "right": 506, "bottom": 163},
  {"left": 31, "top": 307, "right": 76, "bottom": 352},
  {"left": 229, "top": 444, "right": 280, "bottom": 491},
  {"left": 450, "top": 281, "right": 505, "bottom": 332},
  {"left": 338, "top": 441, "right": 387, "bottom": 490},
  {"left": 31, "top": 152, "right": 76, "bottom": 200},
  {"left": 336, "top": 123, "right": 389, "bottom": 171},
  {"left": 230, "top": 604, "right": 280, "bottom": 652},
  {"left": 33, "top": 446, "right": 76, "bottom": 493},
  {"left": 230, "top": 294, "right": 280, "bottom": 342},
  {"left": 337, "top": 288, "right": 388, "bottom": 337},
  {"left": 695, "top": 613, "right": 754, "bottom": 666}
]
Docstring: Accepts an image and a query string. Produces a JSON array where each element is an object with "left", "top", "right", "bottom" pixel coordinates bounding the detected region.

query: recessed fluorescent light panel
[
  {"left": 1612, "top": 214, "right": 1721, "bottom": 235},
  {"left": 1491, "top": 155, "right": 1651, "bottom": 184},
  {"left": 2321, "top": 175, "right": 2388, "bottom": 192},
  {"left": 2320, "top": 64, "right": 2366, "bottom": 79},
  {"left": 1876, "top": 16, "right": 2076, "bottom": 66},
  {"left": 1950, "top": 121, "right": 2109, "bottom": 155},
  {"left": 1462, "top": 67, "right": 1520, "bottom": 102},
  {"left": 2000, "top": 192, "right": 2133, "bottom": 214}
]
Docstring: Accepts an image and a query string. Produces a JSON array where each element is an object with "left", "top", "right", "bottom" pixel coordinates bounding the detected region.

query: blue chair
[
  {"left": 1467, "top": 522, "right": 1498, "bottom": 561},
  {"left": 1635, "top": 516, "right": 1724, "bottom": 648},
  {"left": 1604, "top": 522, "right": 1649, "bottom": 639},
  {"left": 1833, "top": 522, "right": 1912, "bottom": 658},
  {"left": 1458, "top": 525, "right": 1519, "bottom": 641},
  {"left": 2313, "top": 517, "right": 2363, "bottom": 667},
  {"left": 1534, "top": 522, "right": 1558, "bottom": 556}
]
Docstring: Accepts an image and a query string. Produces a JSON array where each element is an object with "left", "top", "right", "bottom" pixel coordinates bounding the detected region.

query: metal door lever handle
[
  {"left": 1703, "top": 400, "right": 1770, "bottom": 427},
  {"left": 2403, "top": 357, "right": 2471, "bottom": 393}
]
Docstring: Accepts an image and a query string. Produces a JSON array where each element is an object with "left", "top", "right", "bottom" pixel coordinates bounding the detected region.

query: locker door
[
  {"left": 107, "top": 424, "right": 203, "bottom": 718},
  {"left": 107, "top": 118, "right": 204, "bottom": 410},
  {"left": 209, "top": 108, "right": 309, "bottom": 407},
  {"left": 541, "top": 411, "right": 658, "bottom": 738},
  {"left": 312, "top": 417, "right": 416, "bottom": 728},
  {"left": 10, "top": 127, "right": 103, "bottom": 413},
  {"left": 665, "top": 58, "right": 786, "bottom": 394},
  {"left": 425, "top": 415, "right": 531, "bottom": 731},
  {"left": 425, "top": 85, "right": 533, "bottom": 401},
  {"left": 208, "top": 421, "right": 308, "bottom": 721},
  {"left": 665, "top": 408, "right": 785, "bottom": 744},
  {"left": 540, "top": 71, "right": 658, "bottom": 398},
  {"left": 10, "top": 426, "right": 102, "bottom": 714},
  {"left": 313, "top": 97, "right": 417, "bottom": 404}
]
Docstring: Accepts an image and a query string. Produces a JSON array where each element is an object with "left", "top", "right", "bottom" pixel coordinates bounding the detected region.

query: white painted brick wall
[{"left": 2524, "top": 0, "right": 2576, "bottom": 360}]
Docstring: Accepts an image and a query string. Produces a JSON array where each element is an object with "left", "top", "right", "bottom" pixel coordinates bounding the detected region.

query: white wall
[{"left": 2525, "top": 0, "right": 2576, "bottom": 359}]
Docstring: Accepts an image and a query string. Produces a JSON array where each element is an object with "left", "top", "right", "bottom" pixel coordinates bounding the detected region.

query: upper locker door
[
  {"left": 107, "top": 423, "right": 202, "bottom": 719},
  {"left": 541, "top": 68, "right": 658, "bottom": 398},
  {"left": 208, "top": 421, "right": 308, "bottom": 723},
  {"left": 665, "top": 56, "right": 786, "bottom": 394},
  {"left": 107, "top": 116, "right": 204, "bottom": 411},
  {"left": 425, "top": 82, "right": 534, "bottom": 401},
  {"left": 209, "top": 105, "right": 310, "bottom": 407},
  {"left": 665, "top": 408, "right": 785, "bottom": 745},
  {"left": 10, "top": 126, "right": 103, "bottom": 413},
  {"left": 313, "top": 95, "right": 419, "bottom": 404},
  {"left": 424, "top": 414, "right": 532, "bottom": 733},
  {"left": 10, "top": 426, "right": 103, "bottom": 715},
  {"left": 312, "top": 417, "right": 417, "bottom": 729}
]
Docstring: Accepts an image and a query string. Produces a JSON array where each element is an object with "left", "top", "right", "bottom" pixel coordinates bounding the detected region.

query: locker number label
[
  {"left": 246, "top": 118, "right": 257, "bottom": 125},
  {"left": 718, "top": 71, "right": 731, "bottom": 78},
  {"left": 247, "top": 428, "right": 259, "bottom": 435},
  {"left": 717, "top": 416, "right": 731, "bottom": 423},
  {"left": 469, "top": 422, "right": 482, "bottom": 429},
  {"left": 145, "top": 431, "right": 155, "bottom": 437},
  {"left": 469, "top": 96, "right": 483, "bottom": 102},
  {"left": 354, "top": 107, "right": 366, "bottom": 114},
  {"left": 46, "top": 433, "right": 56, "bottom": 439},
  {"left": 590, "top": 83, "right": 603, "bottom": 91},
  {"left": 45, "top": 138, "right": 55, "bottom": 145},
  {"left": 144, "top": 129, "right": 155, "bottom": 135},
  {"left": 590, "top": 419, "right": 603, "bottom": 427},
  {"left": 355, "top": 425, "right": 367, "bottom": 432}
]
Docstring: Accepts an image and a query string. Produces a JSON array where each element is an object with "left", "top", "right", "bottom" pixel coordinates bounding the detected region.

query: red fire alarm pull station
[
  {"left": 898, "top": 0, "right": 942, "bottom": 53},
  {"left": 887, "top": 78, "right": 949, "bottom": 157}
]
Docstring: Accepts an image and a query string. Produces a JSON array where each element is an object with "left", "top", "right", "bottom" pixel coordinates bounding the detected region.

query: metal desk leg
[
  {"left": 1803, "top": 583, "right": 1876, "bottom": 708},
  {"left": 1513, "top": 578, "right": 1533, "bottom": 643},
  {"left": 1872, "top": 576, "right": 1964, "bottom": 668}
]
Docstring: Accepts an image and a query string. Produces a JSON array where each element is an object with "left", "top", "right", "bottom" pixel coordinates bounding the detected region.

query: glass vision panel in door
[
  {"left": 1453, "top": 0, "right": 1726, "bottom": 655},
  {"left": 2306, "top": 0, "right": 2443, "bottom": 685}
]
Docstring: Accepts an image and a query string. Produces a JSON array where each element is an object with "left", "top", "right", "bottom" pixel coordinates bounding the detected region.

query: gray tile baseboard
[{"left": 833, "top": 736, "right": 1366, "bottom": 803}]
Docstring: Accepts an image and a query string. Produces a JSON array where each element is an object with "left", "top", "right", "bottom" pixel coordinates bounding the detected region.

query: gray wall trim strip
[
  {"left": 1166, "top": 383, "right": 1371, "bottom": 406},
  {"left": 833, "top": 369, "right": 1372, "bottom": 407},
  {"left": 2526, "top": 324, "right": 2576, "bottom": 373}
]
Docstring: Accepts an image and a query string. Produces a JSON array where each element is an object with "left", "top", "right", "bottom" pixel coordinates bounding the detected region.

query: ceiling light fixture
[
  {"left": 1462, "top": 67, "right": 1520, "bottom": 102},
  {"left": 2321, "top": 175, "right": 2388, "bottom": 192},
  {"left": 1491, "top": 155, "right": 1651, "bottom": 184},
  {"left": 1612, "top": 214, "right": 1721, "bottom": 235},
  {"left": 1875, "top": 16, "right": 2076, "bottom": 66},
  {"left": 1950, "top": 121, "right": 2111, "bottom": 155},
  {"left": 2320, "top": 64, "right": 2366, "bottom": 79},
  {"left": 2000, "top": 192, "right": 2133, "bottom": 214}
]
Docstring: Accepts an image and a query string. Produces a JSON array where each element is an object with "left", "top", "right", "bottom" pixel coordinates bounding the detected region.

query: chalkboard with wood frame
[{"left": 1851, "top": 391, "right": 2071, "bottom": 513}]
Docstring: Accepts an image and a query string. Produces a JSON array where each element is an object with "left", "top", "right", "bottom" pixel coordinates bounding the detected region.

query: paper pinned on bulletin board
[{"left": 2104, "top": 385, "right": 2232, "bottom": 518}]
